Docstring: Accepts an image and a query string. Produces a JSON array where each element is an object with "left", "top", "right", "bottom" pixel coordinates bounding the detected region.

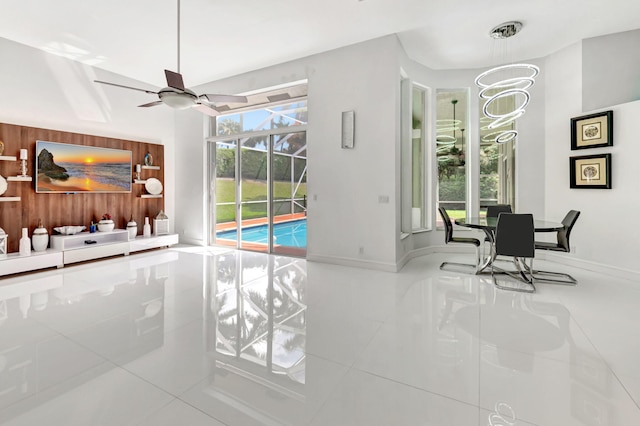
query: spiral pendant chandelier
[{"left": 475, "top": 21, "right": 539, "bottom": 144}]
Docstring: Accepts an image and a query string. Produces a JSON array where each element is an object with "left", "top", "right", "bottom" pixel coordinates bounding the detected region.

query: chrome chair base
[
  {"left": 491, "top": 256, "right": 536, "bottom": 293},
  {"left": 439, "top": 246, "right": 485, "bottom": 274},
  {"left": 531, "top": 269, "right": 577, "bottom": 285},
  {"left": 440, "top": 261, "right": 479, "bottom": 273}
]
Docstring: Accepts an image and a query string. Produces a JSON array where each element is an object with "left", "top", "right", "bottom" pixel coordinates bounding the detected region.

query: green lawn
[
  {"left": 446, "top": 210, "right": 466, "bottom": 219},
  {"left": 215, "top": 178, "right": 307, "bottom": 223}
]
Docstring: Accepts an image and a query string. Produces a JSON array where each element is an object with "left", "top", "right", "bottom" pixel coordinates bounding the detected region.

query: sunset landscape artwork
[{"left": 36, "top": 141, "right": 132, "bottom": 193}]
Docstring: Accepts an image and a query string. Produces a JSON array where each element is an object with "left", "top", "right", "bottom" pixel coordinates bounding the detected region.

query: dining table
[{"left": 454, "top": 216, "right": 564, "bottom": 273}]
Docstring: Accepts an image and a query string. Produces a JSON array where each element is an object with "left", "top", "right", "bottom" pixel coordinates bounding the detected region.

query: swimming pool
[{"left": 216, "top": 219, "right": 307, "bottom": 248}]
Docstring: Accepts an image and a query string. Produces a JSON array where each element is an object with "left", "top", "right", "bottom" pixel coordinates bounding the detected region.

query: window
[
  {"left": 479, "top": 97, "right": 516, "bottom": 215},
  {"left": 436, "top": 89, "right": 468, "bottom": 227},
  {"left": 401, "top": 79, "right": 429, "bottom": 234},
  {"left": 216, "top": 100, "right": 308, "bottom": 136}
]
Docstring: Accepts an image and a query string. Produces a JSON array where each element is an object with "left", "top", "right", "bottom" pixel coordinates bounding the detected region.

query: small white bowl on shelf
[{"left": 54, "top": 226, "right": 86, "bottom": 235}]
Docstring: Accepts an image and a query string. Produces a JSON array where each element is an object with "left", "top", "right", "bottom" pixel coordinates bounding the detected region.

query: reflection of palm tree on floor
[{"left": 214, "top": 260, "right": 307, "bottom": 363}]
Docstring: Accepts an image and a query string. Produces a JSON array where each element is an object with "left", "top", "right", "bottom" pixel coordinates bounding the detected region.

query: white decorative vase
[
  {"left": 32, "top": 226, "right": 49, "bottom": 252},
  {"left": 127, "top": 218, "right": 138, "bottom": 240},
  {"left": 98, "top": 219, "right": 115, "bottom": 232},
  {"left": 19, "top": 228, "right": 31, "bottom": 256},
  {"left": 143, "top": 217, "right": 151, "bottom": 238}
]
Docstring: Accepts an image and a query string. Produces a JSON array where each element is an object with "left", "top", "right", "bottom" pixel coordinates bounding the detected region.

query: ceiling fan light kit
[
  {"left": 93, "top": 0, "right": 247, "bottom": 116},
  {"left": 159, "top": 88, "right": 197, "bottom": 110}
]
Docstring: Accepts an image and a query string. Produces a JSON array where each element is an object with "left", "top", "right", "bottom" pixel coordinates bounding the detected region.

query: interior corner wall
[
  {"left": 0, "top": 37, "right": 176, "bottom": 229},
  {"left": 582, "top": 29, "right": 640, "bottom": 112},
  {"left": 175, "top": 35, "right": 401, "bottom": 269},
  {"left": 545, "top": 39, "right": 640, "bottom": 273}
]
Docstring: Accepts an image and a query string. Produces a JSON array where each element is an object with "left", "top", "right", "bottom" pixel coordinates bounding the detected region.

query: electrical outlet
[
  {"left": 359, "top": 246, "right": 364, "bottom": 255},
  {"left": 378, "top": 195, "right": 389, "bottom": 204}
]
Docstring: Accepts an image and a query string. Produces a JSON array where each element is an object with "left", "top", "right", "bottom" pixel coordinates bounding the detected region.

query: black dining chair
[
  {"left": 486, "top": 204, "right": 512, "bottom": 218},
  {"left": 491, "top": 213, "right": 536, "bottom": 293},
  {"left": 483, "top": 204, "right": 513, "bottom": 254},
  {"left": 438, "top": 206, "right": 482, "bottom": 273},
  {"left": 533, "top": 210, "right": 581, "bottom": 285}
]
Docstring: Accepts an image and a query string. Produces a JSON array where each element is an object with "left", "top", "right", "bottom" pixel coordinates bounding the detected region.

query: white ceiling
[{"left": 1, "top": 0, "right": 639, "bottom": 88}]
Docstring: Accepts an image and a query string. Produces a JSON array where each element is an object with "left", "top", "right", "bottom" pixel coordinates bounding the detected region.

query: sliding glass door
[
  {"left": 214, "top": 140, "right": 238, "bottom": 248},
  {"left": 240, "top": 136, "right": 270, "bottom": 253},
  {"left": 211, "top": 130, "right": 307, "bottom": 256},
  {"left": 272, "top": 132, "right": 307, "bottom": 256}
]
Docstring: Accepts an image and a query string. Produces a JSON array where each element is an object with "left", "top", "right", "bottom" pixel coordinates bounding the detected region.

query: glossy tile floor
[{"left": 1, "top": 247, "right": 639, "bottom": 425}]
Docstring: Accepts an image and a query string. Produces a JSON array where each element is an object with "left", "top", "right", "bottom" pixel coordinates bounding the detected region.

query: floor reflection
[
  {"left": 199, "top": 251, "right": 308, "bottom": 424},
  {"left": 0, "top": 252, "right": 177, "bottom": 420},
  {"left": 0, "top": 249, "right": 638, "bottom": 425}
]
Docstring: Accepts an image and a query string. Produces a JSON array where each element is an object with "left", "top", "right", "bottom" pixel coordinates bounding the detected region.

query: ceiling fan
[{"left": 94, "top": 0, "right": 247, "bottom": 116}]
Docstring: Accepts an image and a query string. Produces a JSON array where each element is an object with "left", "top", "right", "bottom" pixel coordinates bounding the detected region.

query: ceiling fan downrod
[{"left": 177, "top": 0, "right": 181, "bottom": 74}]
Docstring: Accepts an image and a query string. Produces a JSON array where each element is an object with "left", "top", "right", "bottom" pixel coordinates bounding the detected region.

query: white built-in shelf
[
  {"left": 140, "top": 194, "right": 162, "bottom": 198},
  {"left": 0, "top": 249, "right": 64, "bottom": 276},
  {"left": 130, "top": 234, "right": 179, "bottom": 253},
  {"left": 0, "top": 233, "right": 179, "bottom": 276},
  {"left": 0, "top": 155, "right": 17, "bottom": 161},
  {"left": 0, "top": 197, "right": 20, "bottom": 202},
  {"left": 51, "top": 230, "right": 130, "bottom": 265},
  {"left": 141, "top": 165, "right": 160, "bottom": 170},
  {"left": 7, "top": 176, "right": 32, "bottom": 182},
  {"left": 133, "top": 179, "right": 147, "bottom": 184}
]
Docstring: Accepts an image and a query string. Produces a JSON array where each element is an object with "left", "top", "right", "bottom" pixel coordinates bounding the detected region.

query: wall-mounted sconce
[{"left": 341, "top": 110, "right": 355, "bottom": 149}]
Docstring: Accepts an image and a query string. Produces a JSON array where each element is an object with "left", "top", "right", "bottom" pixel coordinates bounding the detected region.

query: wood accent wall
[{"left": 0, "top": 122, "right": 164, "bottom": 253}]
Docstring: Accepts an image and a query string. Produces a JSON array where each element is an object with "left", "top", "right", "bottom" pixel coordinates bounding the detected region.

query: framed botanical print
[
  {"left": 570, "top": 110, "right": 613, "bottom": 150},
  {"left": 570, "top": 154, "right": 611, "bottom": 189}
]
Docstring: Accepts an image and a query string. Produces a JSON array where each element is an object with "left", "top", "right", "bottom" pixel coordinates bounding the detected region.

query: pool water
[{"left": 216, "top": 219, "right": 307, "bottom": 248}]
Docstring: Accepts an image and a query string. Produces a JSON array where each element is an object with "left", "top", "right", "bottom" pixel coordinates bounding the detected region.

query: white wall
[
  {"left": 582, "top": 29, "right": 640, "bottom": 112},
  {"left": 173, "top": 109, "right": 207, "bottom": 245},
  {"left": 545, "top": 40, "right": 640, "bottom": 275},
  {"left": 0, "top": 37, "right": 176, "bottom": 225},
  {"left": 174, "top": 36, "right": 402, "bottom": 269}
]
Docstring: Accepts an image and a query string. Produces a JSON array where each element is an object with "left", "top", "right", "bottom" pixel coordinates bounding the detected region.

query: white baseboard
[
  {"left": 538, "top": 251, "right": 640, "bottom": 282},
  {"left": 306, "top": 254, "right": 398, "bottom": 272}
]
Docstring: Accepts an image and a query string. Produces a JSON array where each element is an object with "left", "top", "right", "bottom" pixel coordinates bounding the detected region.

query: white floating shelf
[
  {"left": 7, "top": 176, "right": 32, "bottom": 182},
  {"left": 0, "top": 155, "right": 17, "bottom": 161},
  {"left": 140, "top": 194, "right": 162, "bottom": 198},
  {"left": 141, "top": 165, "right": 160, "bottom": 170},
  {"left": 133, "top": 179, "right": 147, "bottom": 184},
  {"left": 0, "top": 197, "right": 20, "bottom": 202}
]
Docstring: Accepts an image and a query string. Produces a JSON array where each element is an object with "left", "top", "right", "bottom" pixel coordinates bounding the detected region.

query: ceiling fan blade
[
  {"left": 94, "top": 80, "right": 157, "bottom": 95},
  {"left": 193, "top": 103, "right": 220, "bottom": 117},
  {"left": 165, "top": 70, "right": 185, "bottom": 91},
  {"left": 138, "top": 100, "right": 164, "bottom": 108},
  {"left": 202, "top": 94, "right": 248, "bottom": 103}
]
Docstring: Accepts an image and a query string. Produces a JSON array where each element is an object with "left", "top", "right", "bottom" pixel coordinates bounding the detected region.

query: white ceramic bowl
[
  {"left": 97, "top": 220, "right": 115, "bottom": 232},
  {"left": 53, "top": 226, "right": 86, "bottom": 235}
]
